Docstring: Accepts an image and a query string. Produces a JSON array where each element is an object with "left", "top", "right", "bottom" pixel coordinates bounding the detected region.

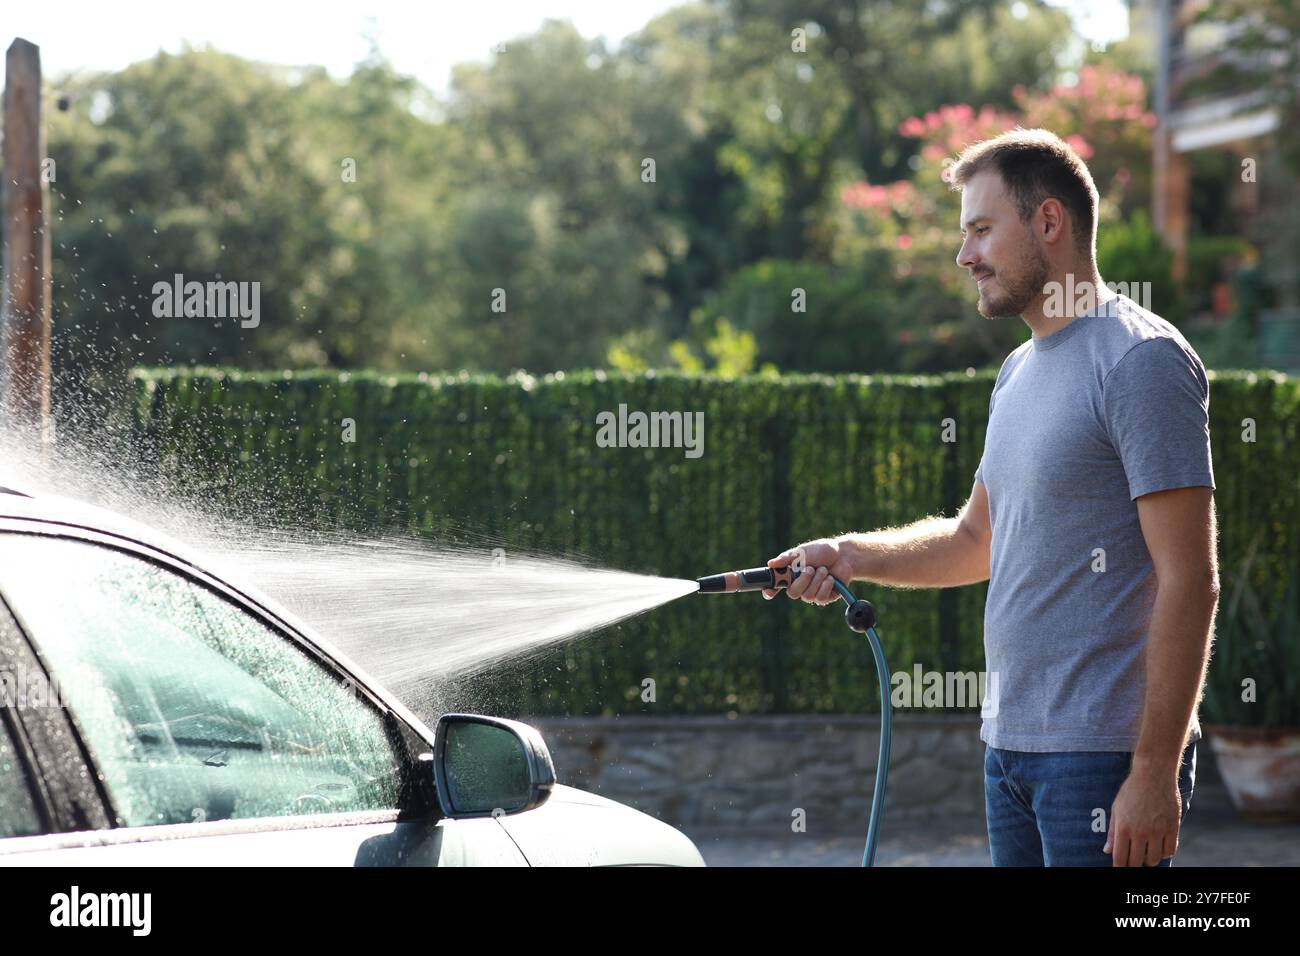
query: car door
[{"left": 0, "top": 527, "right": 526, "bottom": 866}]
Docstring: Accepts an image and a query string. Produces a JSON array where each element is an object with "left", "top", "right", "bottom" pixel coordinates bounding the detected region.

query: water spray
[{"left": 696, "top": 563, "right": 890, "bottom": 868}]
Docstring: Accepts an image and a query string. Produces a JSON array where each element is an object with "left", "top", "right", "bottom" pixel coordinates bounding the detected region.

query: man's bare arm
[
  {"left": 1105, "top": 485, "right": 1218, "bottom": 866},
  {"left": 1132, "top": 486, "right": 1220, "bottom": 773},
  {"left": 841, "top": 479, "right": 992, "bottom": 588}
]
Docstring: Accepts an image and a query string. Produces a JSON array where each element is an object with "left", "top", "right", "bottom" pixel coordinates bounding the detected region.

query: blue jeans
[{"left": 984, "top": 740, "right": 1197, "bottom": 866}]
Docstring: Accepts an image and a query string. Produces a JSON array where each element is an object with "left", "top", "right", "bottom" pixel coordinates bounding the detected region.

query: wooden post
[
  {"left": 2, "top": 37, "right": 53, "bottom": 449},
  {"left": 1151, "top": 0, "right": 1189, "bottom": 282}
]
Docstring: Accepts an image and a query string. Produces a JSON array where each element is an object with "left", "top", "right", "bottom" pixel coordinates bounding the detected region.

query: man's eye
[{"left": 976, "top": 227, "right": 989, "bottom": 235}]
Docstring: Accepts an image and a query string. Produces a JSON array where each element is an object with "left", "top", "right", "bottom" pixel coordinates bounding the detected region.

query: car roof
[{"left": 0, "top": 485, "right": 438, "bottom": 747}]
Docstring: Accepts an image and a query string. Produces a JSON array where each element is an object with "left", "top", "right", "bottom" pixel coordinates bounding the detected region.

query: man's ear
[{"left": 1038, "top": 198, "right": 1067, "bottom": 246}]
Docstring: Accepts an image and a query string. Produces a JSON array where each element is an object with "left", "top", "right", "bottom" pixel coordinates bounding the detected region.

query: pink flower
[
  {"left": 896, "top": 234, "right": 913, "bottom": 250},
  {"left": 840, "top": 182, "right": 871, "bottom": 209},
  {"left": 899, "top": 116, "right": 926, "bottom": 138},
  {"left": 841, "top": 181, "right": 894, "bottom": 212}
]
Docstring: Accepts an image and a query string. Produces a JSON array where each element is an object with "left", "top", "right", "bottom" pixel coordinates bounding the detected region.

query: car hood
[{"left": 496, "top": 784, "right": 704, "bottom": 866}]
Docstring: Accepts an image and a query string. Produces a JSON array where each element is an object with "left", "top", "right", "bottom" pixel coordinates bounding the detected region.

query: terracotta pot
[{"left": 1203, "top": 725, "right": 1300, "bottom": 823}]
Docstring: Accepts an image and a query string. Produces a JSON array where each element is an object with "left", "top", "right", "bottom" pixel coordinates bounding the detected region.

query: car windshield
[{"left": 0, "top": 532, "right": 408, "bottom": 826}]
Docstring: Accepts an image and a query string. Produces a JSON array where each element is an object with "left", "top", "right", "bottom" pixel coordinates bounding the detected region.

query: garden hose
[{"left": 697, "top": 564, "right": 890, "bottom": 867}]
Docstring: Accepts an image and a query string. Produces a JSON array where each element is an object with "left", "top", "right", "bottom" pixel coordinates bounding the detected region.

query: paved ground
[{"left": 684, "top": 782, "right": 1300, "bottom": 866}]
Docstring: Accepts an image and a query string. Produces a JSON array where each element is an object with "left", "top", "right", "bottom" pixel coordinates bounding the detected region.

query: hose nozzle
[
  {"left": 696, "top": 563, "right": 878, "bottom": 633},
  {"left": 696, "top": 564, "right": 796, "bottom": 593}
]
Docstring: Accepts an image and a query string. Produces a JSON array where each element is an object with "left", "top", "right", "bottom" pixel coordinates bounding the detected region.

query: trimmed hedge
[{"left": 130, "top": 366, "right": 1300, "bottom": 718}]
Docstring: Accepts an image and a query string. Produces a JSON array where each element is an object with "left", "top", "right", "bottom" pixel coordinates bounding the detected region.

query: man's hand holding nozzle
[{"left": 763, "top": 538, "right": 857, "bottom": 605}]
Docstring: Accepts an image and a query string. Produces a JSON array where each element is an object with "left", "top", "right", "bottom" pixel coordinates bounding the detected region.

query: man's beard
[{"left": 978, "top": 239, "right": 1050, "bottom": 319}]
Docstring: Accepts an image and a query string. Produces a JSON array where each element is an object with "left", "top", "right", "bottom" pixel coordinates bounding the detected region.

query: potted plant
[{"left": 1202, "top": 533, "right": 1300, "bottom": 822}]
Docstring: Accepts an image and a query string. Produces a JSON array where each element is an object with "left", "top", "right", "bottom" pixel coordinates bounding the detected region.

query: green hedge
[{"left": 129, "top": 367, "right": 1300, "bottom": 719}]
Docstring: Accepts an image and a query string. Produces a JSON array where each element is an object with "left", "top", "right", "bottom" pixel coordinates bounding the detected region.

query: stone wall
[{"left": 529, "top": 714, "right": 985, "bottom": 835}]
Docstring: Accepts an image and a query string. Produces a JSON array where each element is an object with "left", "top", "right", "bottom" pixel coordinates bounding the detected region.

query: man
[{"left": 765, "top": 128, "right": 1219, "bottom": 867}]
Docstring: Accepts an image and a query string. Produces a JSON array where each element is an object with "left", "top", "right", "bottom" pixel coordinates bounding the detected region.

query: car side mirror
[{"left": 430, "top": 714, "right": 555, "bottom": 818}]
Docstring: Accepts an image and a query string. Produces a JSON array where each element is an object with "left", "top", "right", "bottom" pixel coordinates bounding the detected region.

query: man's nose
[{"left": 956, "top": 238, "right": 977, "bottom": 270}]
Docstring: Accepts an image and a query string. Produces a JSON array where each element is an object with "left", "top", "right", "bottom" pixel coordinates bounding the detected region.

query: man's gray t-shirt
[{"left": 975, "top": 294, "right": 1215, "bottom": 753}]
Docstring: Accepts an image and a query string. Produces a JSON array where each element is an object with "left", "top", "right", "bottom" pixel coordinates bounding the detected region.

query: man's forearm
[
  {"left": 1132, "top": 577, "right": 1219, "bottom": 774},
  {"left": 839, "top": 515, "right": 989, "bottom": 589}
]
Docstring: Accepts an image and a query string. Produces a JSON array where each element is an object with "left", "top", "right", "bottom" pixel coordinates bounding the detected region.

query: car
[{"left": 0, "top": 485, "right": 704, "bottom": 866}]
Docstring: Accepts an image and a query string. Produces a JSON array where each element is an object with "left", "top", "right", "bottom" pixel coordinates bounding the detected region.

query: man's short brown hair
[{"left": 947, "top": 128, "right": 1099, "bottom": 256}]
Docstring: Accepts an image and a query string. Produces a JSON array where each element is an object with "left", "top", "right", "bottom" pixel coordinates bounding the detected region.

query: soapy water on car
[{"left": 0, "top": 423, "right": 697, "bottom": 713}]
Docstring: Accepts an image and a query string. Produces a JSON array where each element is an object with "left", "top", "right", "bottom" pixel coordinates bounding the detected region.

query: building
[{"left": 1144, "top": 0, "right": 1299, "bottom": 369}]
